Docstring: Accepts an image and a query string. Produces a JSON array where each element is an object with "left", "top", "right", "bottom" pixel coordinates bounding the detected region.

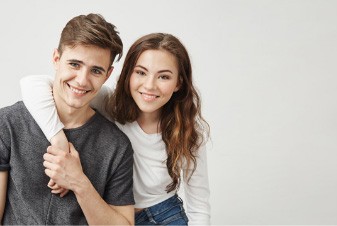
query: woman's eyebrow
[
  {"left": 134, "top": 65, "right": 148, "bottom": 72},
  {"left": 135, "top": 65, "right": 173, "bottom": 74}
]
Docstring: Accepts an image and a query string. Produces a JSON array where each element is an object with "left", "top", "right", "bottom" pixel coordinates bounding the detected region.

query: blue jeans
[{"left": 135, "top": 195, "right": 189, "bottom": 225}]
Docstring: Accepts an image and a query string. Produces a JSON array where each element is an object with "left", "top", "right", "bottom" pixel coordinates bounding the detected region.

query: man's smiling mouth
[{"left": 68, "top": 84, "right": 89, "bottom": 94}]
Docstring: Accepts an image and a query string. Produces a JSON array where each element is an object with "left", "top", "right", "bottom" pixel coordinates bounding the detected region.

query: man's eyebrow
[
  {"left": 135, "top": 65, "right": 173, "bottom": 74},
  {"left": 67, "top": 59, "right": 84, "bottom": 64},
  {"left": 92, "top": 66, "right": 106, "bottom": 73},
  {"left": 67, "top": 59, "right": 106, "bottom": 73}
]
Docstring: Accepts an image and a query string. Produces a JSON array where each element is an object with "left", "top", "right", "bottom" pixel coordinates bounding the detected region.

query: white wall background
[{"left": 1, "top": 0, "right": 337, "bottom": 225}]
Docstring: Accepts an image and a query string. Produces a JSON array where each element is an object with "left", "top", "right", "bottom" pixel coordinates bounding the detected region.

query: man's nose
[{"left": 75, "top": 69, "right": 90, "bottom": 86}]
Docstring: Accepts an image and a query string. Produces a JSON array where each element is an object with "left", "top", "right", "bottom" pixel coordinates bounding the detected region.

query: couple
[{"left": 0, "top": 13, "right": 210, "bottom": 225}]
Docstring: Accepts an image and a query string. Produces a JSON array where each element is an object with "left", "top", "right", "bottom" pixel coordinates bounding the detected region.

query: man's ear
[
  {"left": 105, "top": 65, "right": 114, "bottom": 81},
  {"left": 52, "top": 49, "right": 60, "bottom": 70}
]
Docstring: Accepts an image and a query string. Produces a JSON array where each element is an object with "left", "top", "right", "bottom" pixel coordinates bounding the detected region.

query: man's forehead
[{"left": 61, "top": 45, "right": 111, "bottom": 68}]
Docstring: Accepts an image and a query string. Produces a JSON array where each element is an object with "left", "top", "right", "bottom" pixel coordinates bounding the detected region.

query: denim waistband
[
  {"left": 135, "top": 194, "right": 188, "bottom": 225},
  {"left": 147, "top": 194, "right": 181, "bottom": 215}
]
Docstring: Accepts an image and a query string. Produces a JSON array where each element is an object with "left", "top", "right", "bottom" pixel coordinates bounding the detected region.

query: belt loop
[
  {"left": 177, "top": 195, "right": 184, "bottom": 204},
  {"left": 145, "top": 208, "right": 157, "bottom": 224}
]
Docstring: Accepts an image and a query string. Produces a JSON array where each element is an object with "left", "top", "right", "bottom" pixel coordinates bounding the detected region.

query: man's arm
[
  {"left": 21, "top": 75, "right": 113, "bottom": 197},
  {"left": 74, "top": 177, "right": 134, "bottom": 225},
  {"left": 0, "top": 171, "right": 8, "bottom": 223},
  {"left": 43, "top": 143, "right": 134, "bottom": 225}
]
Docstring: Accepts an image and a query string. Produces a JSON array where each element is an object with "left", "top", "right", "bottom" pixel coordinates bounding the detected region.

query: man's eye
[
  {"left": 92, "top": 69, "right": 103, "bottom": 75},
  {"left": 69, "top": 63, "right": 79, "bottom": 68}
]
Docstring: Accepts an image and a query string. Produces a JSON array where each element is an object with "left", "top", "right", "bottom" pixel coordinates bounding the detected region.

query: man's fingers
[
  {"left": 48, "top": 181, "right": 61, "bottom": 190},
  {"left": 44, "top": 168, "right": 52, "bottom": 178},
  {"left": 43, "top": 160, "right": 56, "bottom": 171},
  {"left": 51, "top": 187, "right": 64, "bottom": 194},
  {"left": 47, "top": 178, "right": 69, "bottom": 197},
  {"left": 48, "top": 179, "right": 56, "bottom": 187},
  {"left": 47, "top": 145, "right": 65, "bottom": 155},
  {"left": 43, "top": 152, "right": 57, "bottom": 163},
  {"left": 68, "top": 142, "right": 75, "bottom": 153},
  {"left": 60, "top": 189, "right": 70, "bottom": 198},
  {"left": 68, "top": 142, "right": 79, "bottom": 157}
]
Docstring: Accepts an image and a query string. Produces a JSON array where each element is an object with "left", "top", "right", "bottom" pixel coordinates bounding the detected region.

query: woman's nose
[{"left": 143, "top": 76, "right": 156, "bottom": 90}]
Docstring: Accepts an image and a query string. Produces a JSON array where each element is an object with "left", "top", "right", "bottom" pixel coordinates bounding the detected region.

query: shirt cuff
[{"left": 0, "top": 163, "right": 10, "bottom": 171}]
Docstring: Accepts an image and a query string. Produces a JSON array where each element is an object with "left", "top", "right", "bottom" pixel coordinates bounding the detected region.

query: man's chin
[{"left": 64, "top": 101, "right": 90, "bottom": 110}]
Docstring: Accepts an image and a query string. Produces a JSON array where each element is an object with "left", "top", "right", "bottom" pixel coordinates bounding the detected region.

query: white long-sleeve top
[{"left": 20, "top": 75, "right": 211, "bottom": 225}]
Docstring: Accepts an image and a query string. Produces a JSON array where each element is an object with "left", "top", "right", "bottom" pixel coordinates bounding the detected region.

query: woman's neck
[{"left": 137, "top": 112, "right": 161, "bottom": 134}]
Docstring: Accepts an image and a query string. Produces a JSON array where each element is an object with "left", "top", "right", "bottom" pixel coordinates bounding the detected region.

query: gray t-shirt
[{"left": 0, "top": 101, "right": 134, "bottom": 225}]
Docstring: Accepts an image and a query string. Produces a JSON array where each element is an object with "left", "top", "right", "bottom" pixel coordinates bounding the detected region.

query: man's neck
[
  {"left": 59, "top": 106, "right": 95, "bottom": 129},
  {"left": 55, "top": 101, "right": 95, "bottom": 129}
]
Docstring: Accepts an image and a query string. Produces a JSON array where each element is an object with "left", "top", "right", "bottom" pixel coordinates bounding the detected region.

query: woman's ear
[{"left": 174, "top": 76, "right": 183, "bottom": 92}]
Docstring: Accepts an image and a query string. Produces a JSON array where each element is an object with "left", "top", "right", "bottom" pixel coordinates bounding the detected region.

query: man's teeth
[{"left": 70, "top": 86, "right": 87, "bottom": 94}]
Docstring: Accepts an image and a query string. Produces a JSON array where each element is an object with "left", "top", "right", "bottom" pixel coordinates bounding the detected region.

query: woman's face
[{"left": 129, "top": 49, "right": 179, "bottom": 119}]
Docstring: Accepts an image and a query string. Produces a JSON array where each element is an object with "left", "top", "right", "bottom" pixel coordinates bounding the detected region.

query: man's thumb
[{"left": 68, "top": 142, "right": 76, "bottom": 154}]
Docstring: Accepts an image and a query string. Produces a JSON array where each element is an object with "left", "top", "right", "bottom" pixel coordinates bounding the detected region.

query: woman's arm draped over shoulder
[
  {"left": 183, "top": 145, "right": 211, "bottom": 225},
  {"left": 20, "top": 75, "right": 64, "bottom": 142},
  {"left": 20, "top": 75, "right": 113, "bottom": 142},
  {"left": 21, "top": 75, "right": 115, "bottom": 196},
  {"left": 87, "top": 85, "right": 114, "bottom": 120}
]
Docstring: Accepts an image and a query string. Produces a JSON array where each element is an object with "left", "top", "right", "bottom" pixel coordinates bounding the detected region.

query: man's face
[{"left": 52, "top": 45, "right": 112, "bottom": 111}]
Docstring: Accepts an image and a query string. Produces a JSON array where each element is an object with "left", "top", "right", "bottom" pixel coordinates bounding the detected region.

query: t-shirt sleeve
[
  {"left": 103, "top": 142, "right": 135, "bottom": 206},
  {"left": 0, "top": 124, "right": 10, "bottom": 171},
  {"left": 20, "top": 75, "right": 64, "bottom": 142},
  {"left": 183, "top": 145, "right": 211, "bottom": 225}
]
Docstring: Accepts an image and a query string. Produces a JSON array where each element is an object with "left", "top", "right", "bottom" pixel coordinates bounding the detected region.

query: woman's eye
[
  {"left": 159, "top": 75, "right": 170, "bottom": 80},
  {"left": 136, "top": 70, "right": 146, "bottom": 76}
]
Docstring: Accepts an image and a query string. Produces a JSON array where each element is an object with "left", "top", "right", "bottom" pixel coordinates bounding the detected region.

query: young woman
[{"left": 21, "top": 33, "right": 210, "bottom": 225}]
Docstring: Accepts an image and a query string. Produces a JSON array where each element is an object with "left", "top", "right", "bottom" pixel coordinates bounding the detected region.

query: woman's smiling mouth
[{"left": 140, "top": 92, "right": 159, "bottom": 101}]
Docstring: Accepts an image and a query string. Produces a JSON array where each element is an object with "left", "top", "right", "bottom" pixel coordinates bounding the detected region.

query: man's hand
[
  {"left": 43, "top": 143, "right": 134, "bottom": 225},
  {"left": 49, "top": 130, "right": 70, "bottom": 197},
  {"left": 43, "top": 142, "right": 84, "bottom": 191},
  {"left": 47, "top": 180, "right": 69, "bottom": 197}
]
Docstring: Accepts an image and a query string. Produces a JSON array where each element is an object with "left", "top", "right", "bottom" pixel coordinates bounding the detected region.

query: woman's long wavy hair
[{"left": 105, "top": 33, "right": 209, "bottom": 192}]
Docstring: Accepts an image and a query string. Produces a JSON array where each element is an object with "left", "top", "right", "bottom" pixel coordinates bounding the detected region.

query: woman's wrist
[{"left": 50, "top": 130, "right": 69, "bottom": 152}]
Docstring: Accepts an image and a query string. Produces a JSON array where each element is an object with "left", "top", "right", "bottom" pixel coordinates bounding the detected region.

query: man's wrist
[{"left": 72, "top": 174, "right": 92, "bottom": 197}]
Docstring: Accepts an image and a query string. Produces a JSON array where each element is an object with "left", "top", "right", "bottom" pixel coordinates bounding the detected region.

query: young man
[{"left": 0, "top": 14, "right": 134, "bottom": 225}]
